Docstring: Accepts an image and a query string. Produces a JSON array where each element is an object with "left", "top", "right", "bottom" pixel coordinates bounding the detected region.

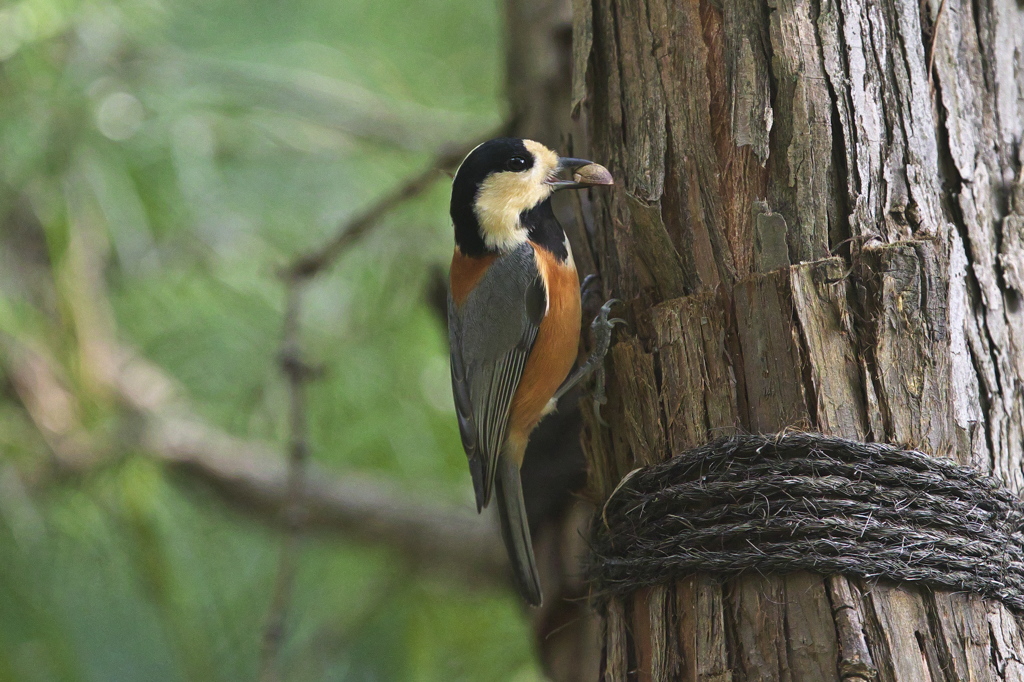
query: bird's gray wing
[{"left": 448, "top": 243, "right": 545, "bottom": 510}]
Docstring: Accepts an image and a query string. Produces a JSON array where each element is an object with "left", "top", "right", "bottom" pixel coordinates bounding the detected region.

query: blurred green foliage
[{"left": 0, "top": 0, "right": 546, "bottom": 679}]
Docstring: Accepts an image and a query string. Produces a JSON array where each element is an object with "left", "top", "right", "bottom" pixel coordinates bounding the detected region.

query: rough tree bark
[{"left": 571, "top": 0, "right": 1024, "bottom": 678}]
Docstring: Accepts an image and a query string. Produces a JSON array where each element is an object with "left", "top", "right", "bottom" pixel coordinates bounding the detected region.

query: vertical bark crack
[
  {"left": 791, "top": 297, "right": 822, "bottom": 430},
  {"left": 922, "top": 592, "right": 958, "bottom": 682}
]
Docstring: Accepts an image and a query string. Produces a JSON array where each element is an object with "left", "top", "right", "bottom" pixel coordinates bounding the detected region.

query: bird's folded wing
[{"left": 448, "top": 243, "right": 545, "bottom": 510}]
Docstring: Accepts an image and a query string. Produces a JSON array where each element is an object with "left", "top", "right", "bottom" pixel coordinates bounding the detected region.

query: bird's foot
[
  {"left": 590, "top": 298, "right": 624, "bottom": 356},
  {"left": 587, "top": 299, "right": 623, "bottom": 425},
  {"left": 552, "top": 299, "right": 625, "bottom": 423}
]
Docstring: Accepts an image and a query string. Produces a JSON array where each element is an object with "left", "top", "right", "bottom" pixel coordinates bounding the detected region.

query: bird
[{"left": 446, "top": 137, "right": 615, "bottom": 605}]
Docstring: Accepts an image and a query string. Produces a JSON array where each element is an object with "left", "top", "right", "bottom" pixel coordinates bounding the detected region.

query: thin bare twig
[{"left": 258, "top": 281, "right": 314, "bottom": 682}]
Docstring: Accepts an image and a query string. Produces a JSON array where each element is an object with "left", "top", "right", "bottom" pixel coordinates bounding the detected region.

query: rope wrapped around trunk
[{"left": 589, "top": 433, "right": 1024, "bottom": 611}]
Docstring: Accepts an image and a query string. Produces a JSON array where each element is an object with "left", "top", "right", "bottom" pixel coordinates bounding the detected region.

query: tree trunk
[{"left": 573, "top": 0, "right": 1024, "bottom": 678}]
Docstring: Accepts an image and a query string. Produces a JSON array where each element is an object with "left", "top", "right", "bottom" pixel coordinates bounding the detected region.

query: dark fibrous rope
[{"left": 588, "top": 433, "right": 1024, "bottom": 612}]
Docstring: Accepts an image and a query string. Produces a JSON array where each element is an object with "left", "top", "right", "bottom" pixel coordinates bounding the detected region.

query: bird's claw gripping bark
[
  {"left": 591, "top": 298, "right": 625, "bottom": 350},
  {"left": 588, "top": 299, "right": 623, "bottom": 425},
  {"left": 553, "top": 299, "right": 624, "bottom": 424}
]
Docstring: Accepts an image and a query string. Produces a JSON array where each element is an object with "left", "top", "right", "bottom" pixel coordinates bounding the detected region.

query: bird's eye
[{"left": 506, "top": 156, "right": 529, "bottom": 172}]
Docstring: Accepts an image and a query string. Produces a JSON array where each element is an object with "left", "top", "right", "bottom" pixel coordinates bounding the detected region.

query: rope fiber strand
[{"left": 589, "top": 433, "right": 1024, "bottom": 612}]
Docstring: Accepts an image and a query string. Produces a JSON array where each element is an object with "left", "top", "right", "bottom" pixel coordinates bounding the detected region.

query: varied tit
[{"left": 447, "top": 138, "right": 614, "bottom": 606}]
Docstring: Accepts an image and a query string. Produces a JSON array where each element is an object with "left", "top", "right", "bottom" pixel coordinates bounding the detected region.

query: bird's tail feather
[{"left": 495, "top": 455, "right": 542, "bottom": 606}]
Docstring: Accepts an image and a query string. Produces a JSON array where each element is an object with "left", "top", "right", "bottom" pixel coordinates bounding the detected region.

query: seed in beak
[{"left": 572, "top": 163, "right": 614, "bottom": 186}]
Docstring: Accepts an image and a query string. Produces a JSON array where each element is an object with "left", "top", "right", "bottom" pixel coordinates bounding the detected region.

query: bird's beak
[{"left": 546, "top": 157, "right": 614, "bottom": 191}]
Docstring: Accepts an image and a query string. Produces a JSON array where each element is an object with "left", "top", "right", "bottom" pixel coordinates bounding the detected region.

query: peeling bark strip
[{"left": 575, "top": 0, "right": 1024, "bottom": 675}]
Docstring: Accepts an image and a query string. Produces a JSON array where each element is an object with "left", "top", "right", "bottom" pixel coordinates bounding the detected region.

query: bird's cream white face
[{"left": 473, "top": 140, "right": 559, "bottom": 252}]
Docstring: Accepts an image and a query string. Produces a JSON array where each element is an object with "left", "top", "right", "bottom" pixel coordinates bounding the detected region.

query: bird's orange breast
[{"left": 506, "top": 245, "right": 581, "bottom": 462}]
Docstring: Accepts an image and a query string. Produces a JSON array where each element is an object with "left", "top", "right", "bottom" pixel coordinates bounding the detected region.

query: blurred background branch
[{"left": 0, "top": 332, "right": 508, "bottom": 585}]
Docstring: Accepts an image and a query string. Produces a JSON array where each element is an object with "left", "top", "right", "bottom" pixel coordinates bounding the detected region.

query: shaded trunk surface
[{"left": 571, "top": 0, "right": 1024, "bottom": 678}]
